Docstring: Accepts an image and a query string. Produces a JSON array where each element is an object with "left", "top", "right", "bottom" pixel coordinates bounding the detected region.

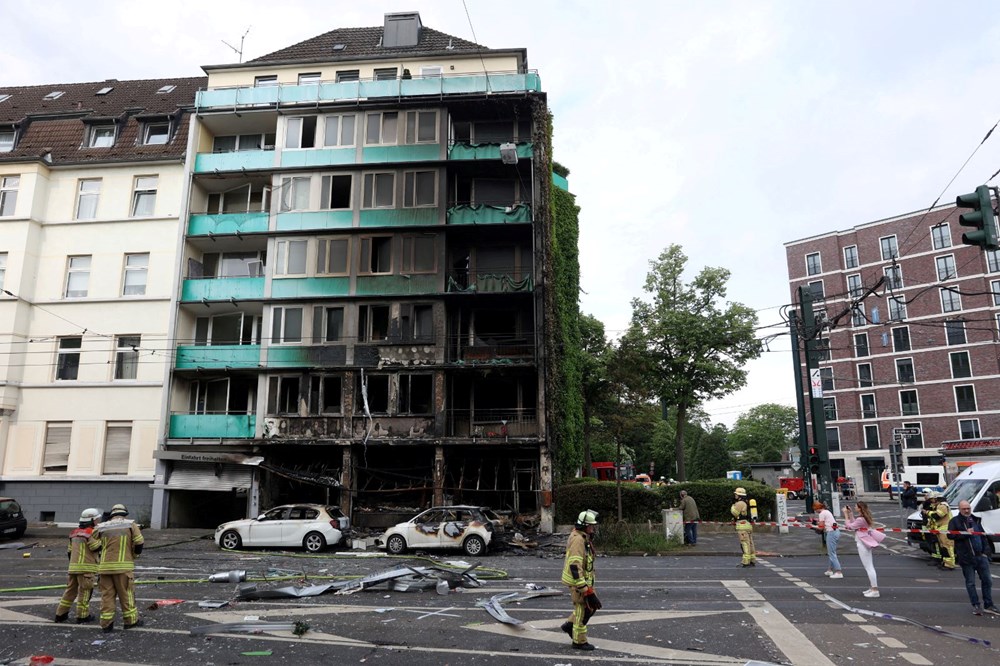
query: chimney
[{"left": 383, "top": 12, "right": 421, "bottom": 48}]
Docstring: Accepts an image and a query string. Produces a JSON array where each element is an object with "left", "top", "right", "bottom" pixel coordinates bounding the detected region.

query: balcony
[
  {"left": 454, "top": 337, "right": 535, "bottom": 364},
  {"left": 446, "top": 408, "right": 538, "bottom": 438},
  {"left": 188, "top": 212, "right": 269, "bottom": 237},
  {"left": 181, "top": 277, "right": 265, "bottom": 302},
  {"left": 280, "top": 147, "right": 355, "bottom": 168},
  {"left": 356, "top": 274, "right": 438, "bottom": 296},
  {"left": 446, "top": 268, "right": 533, "bottom": 294},
  {"left": 196, "top": 72, "right": 543, "bottom": 110},
  {"left": 358, "top": 208, "right": 440, "bottom": 228},
  {"left": 175, "top": 345, "right": 261, "bottom": 370},
  {"left": 276, "top": 210, "right": 354, "bottom": 231},
  {"left": 361, "top": 144, "right": 442, "bottom": 163},
  {"left": 271, "top": 277, "right": 350, "bottom": 299},
  {"left": 194, "top": 150, "right": 276, "bottom": 173},
  {"left": 446, "top": 204, "right": 531, "bottom": 225},
  {"left": 448, "top": 142, "right": 533, "bottom": 161},
  {"left": 169, "top": 413, "right": 256, "bottom": 439}
]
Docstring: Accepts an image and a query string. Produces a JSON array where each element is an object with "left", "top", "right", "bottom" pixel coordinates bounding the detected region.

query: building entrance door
[{"left": 860, "top": 459, "right": 884, "bottom": 493}]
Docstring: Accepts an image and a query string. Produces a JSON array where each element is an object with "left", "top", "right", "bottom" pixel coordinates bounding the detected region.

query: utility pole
[
  {"left": 799, "top": 286, "right": 834, "bottom": 509},
  {"left": 788, "top": 311, "right": 814, "bottom": 510}
]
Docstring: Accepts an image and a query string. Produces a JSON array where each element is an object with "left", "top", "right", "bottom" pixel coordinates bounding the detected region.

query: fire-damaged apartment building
[{"left": 150, "top": 12, "right": 569, "bottom": 531}]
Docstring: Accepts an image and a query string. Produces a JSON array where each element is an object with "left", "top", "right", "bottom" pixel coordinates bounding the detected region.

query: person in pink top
[
  {"left": 843, "top": 501, "right": 883, "bottom": 598},
  {"left": 814, "top": 501, "right": 842, "bottom": 578}
]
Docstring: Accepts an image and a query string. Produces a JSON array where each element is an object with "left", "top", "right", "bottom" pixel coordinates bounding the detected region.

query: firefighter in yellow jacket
[
  {"left": 55, "top": 508, "right": 102, "bottom": 624},
  {"left": 926, "top": 491, "right": 956, "bottom": 570},
  {"left": 561, "top": 509, "right": 601, "bottom": 651},
  {"left": 731, "top": 487, "right": 756, "bottom": 567},
  {"left": 88, "top": 503, "right": 144, "bottom": 632}
]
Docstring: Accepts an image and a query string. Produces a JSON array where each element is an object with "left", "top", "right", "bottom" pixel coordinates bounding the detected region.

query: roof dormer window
[
  {"left": 0, "top": 129, "right": 15, "bottom": 153},
  {"left": 88, "top": 124, "right": 116, "bottom": 148},
  {"left": 156, "top": 85, "right": 176, "bottom": 94},
  {"left": 43, "top": 91, "right": 65, "bottom": 100},
  {"left": 96, "top": 87, "right": 114, "bottom": 96},
  {"left": 0, "top": 94, "right": 11, "bottom": 103}
]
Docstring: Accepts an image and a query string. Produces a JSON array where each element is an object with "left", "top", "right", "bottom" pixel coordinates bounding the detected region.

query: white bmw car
[
  {"left": 215, "top": 504, "right": 346, "bottom": 553},
  {"left": 378, "top": 505, "right": 494, "bottom": 556}
]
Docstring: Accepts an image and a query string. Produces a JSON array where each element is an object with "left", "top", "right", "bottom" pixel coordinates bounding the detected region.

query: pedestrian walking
[
  {"left": 54, "top": 508, "right": 101, "bottom": 624},
  {"left": 731, "top": 487, "right": 756, "bottom": 567},
  {"left": 679, "top": 490, "right": 700, "bottom": 545},
  {"left": 900, "top": 481, "right": 919, "bottom": 510},
  {"left": 814, "top": 501, "right": 842, "bottom": 579},
  {"left": 843, "top": 501, "right": 883, "bottom": 598},
  {"left": 88, "top": 503, "right": 144, "bottom": 632},
  {"left": 947, "top": 500, "right": 1000, "bottom": 616},
  {"left": 560, "top": 509, "right": 601, "bottom": 651}
]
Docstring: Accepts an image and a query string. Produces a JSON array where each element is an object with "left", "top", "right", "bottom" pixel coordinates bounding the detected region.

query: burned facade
[{"left": 150, "top": 12, "right": 564, "bottom": 531}]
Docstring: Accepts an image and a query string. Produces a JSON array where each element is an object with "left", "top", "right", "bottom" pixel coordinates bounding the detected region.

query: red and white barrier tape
[{"left": 689, "top": 519, "right": 999, "bottom": 537}]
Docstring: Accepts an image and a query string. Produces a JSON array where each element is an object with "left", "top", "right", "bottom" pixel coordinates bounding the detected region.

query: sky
[{"left": 7, "top": 1, "right": 1000, "bottom": 427}]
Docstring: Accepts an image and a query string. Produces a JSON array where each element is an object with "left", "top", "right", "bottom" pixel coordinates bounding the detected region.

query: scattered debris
[
  {"left": 22, "top": 553, "right": 30, "bottom": 558},
  {"left": 208, "top": 570, "right": 247, "bottom": 583},
  {"left": 241, "top": 650, "right": 274, "bottom": 656},
  {"left": 0, "top": 542, "right": 26, "bottom": 550},
  {"left": 478, "top": 587, "right": 562, "bottom": 625},
  {"left": 29, "top": 656, "right": 54, "bottom": 664},
  {"left": 148, "top": 599, "right": 185, "bottom": 610},
  {"left": 189, "top": 620, "right": 310, "bottom": 637},
  {"left": 197, "top": 600, "right": 230, "bottom": 609}
]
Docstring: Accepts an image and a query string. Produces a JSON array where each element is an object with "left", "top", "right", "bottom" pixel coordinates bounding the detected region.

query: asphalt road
[{"left": 1, "top": 513, "right": 998, "bottom": 666}]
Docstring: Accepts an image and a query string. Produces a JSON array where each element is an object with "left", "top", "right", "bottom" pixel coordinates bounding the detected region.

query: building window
[
  {"left": 847, "top": 274, "right": 862, "bottom": 298},
  {"left": 0, "top": 175, "right": 18, "bottom": 216},
  {"left": 861, "top": 393, "right": 876, "bottom": 419},
  {"left": 936, "top": 255, "right": 956, "bottom": 281},
  {"left": 955, "top": 385, "right": 977, "bottom": 412},
  {"left": 891, "top": 326, "right": 910, "bottom": 352},
  {"left": 102, "top": 423, "right": 131, "bottom": 474},
  {"left": 335, "top": 70, "right": 360, "bottom": 83},
  {"left": 420, "top": 66, "right": 443, "bottom": 77},
  {"left": 857, "top": 363, "right": 873, "bottom": 388},
  {"left": 213, "top": 133, "right": 275, "bottom": 152},
  {"left": 254, "top": 75, "right": 277, "bottom": 87},
  {"left": 815, "top": 336, "right": 831, "bottom": 362},
  {"left": 313, "top": 306, "right": 344, "bottom": 343},
  {"left": 895, "top": 357, "right": 914, "bottom": 383},
  {"left": 374, "top": 67, "right": 398, "bottom": 81},
  {"left": 0, "top": 129, "right": 15, "bottom": 152},
  {"left": 403, "top": 170, "right": 437, "bottom": 207},
  {"left": 362, "top": 172, "right": 395, "bottom": 209},
  {"left": 43, "top": 90, "right": 65, "bottom": 100},
  {"left": 931, "top": 223, "right": 951, "bottom": 249},
  {"left": 0, "top": 252, "right": 6, "bottom": 290},
  {"left": 267, "top": 376, "right": 300, "bottom": 415},
  {"left": 823, "top": 397, "right": 837, "bottom": 421},
  {"left": 959, "top": 419, "right": 981, "bottom": 439},
  {"left": 805, "top": 252, "right": 821, "bottom": 276},
  {"left": 880, "top": 236, "right": 898, "bottom": 260},
  {"left": 902, "top": 422, "right": 923, "bottom": 448},
  {"left": 75, "top": 179, "right": 101, "bottom": 220},
  {"left": 900, "top": 389, "right": 919, "bottom": 416},
  {"left": 201, "top": 251, "right": 263, "bottom": 278},
  {"left": 359, "top": 304, "right": 390, "bottom": 341},
  {"left": 357, "top": 374, "right": 389, "bottom": 413},
  {"left": 991, "top": 280, "right": 1000, "bottom": 306},
  {"left": 56, "top": 336, "right": 82, "bottom": 380},
  {"left": 945, "top": 319, "right": 966, "bottom": 345},
  {"left": 854, "top": 333, "right": 869, "bottom": 357},
  {"left": 320, "top": 174, "right": 352, "bottom": 209},
  {"left": 308, "top": 375, "right": 342, "bottom": 415},
  {"left": 131, "top": 176, "right": 157, "bottom": 216},
  {"left": 43, "top": 423, "right": 71, "bottom": 473},
  {"left": 279, "top": 176, "right": 311, "bottom": 212},
  {"left": 271, "top": 307, "right": 303, "bottom": 344},
  {"left": 851, "top": 304, "right": 866, "bottom": 327},
  {"left": 114, "top": 335, "right": 140, "bottom": 380},
  {"left": 323, "top": 114, "right": 356, "bottom": 147},
  {"left": 950, "top": 351, "right": 972, "bottom": 378},
  {"left": 888, "top": 296, "right": 907, "bottom": 320},
  {"left": 938, "top": 288, "right": 961, "bottom": 313},
  {"left": 819, "top": 367, "right": 834, "bottom": 391},
  {"left": 808, "top": 280, "right": 824, "bottom": 299},
  {"left": 864, "top": 424, "right": 880, "bottom": 449},
  {"left": 274, "top": 239, "right": 308, "bottom": 276},
  {"left": 285, "top": 116, "right": 317, "bottom": 149},
  {"left": 156, "top": 84, "right": 176, "bottom": 94},
  {"left": 360, "top": 236, "right": 393, "bottom": 274},
  {"left": 402, "top": 304, "right": 433, "bottom": 342},
  {"left": 87, "top": 124, "right": 115, "bottom": 148},
  {"left": 65, "top": 255, "right": 91, "bottom": 298},
  {"left": 195, "top": 312, "right": 260, "bottom": 346},
  {"left": 398, "top": 373, "right": 433, "bottom": 414},
  {"left": 316, "top": 237, "right": 349, "bottom": 275},
  {"left": 365, "top": 111, "right": 398, "bottom": 145},
  {"left": 404, "top": 110, "right": 437, "bottom": 144},
  {"left": 883, "top": 265, "right": 902, "bottom": 290},
  {"left": 122, "top": 253, "right": 148, "bottom": 296},
  {"left": 298, "top": 72, "right": 321, "bottom": 85},
  {"left": 826, "top": 427, "right": 841, "bottom": 451},
  {"left": 401, "top": 235, "right": 435, "bottom": 273},
  {"left": 843, "top": 245, "right": 859, "bottom": 269},
  {"left": 142, "top": 122, "right": 170, "bottom": 145},
  {"left": 988, "top": 249, "right": 1000, "bottom": 273}
]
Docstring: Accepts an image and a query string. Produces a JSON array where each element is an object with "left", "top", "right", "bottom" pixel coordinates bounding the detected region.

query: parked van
[
  {"left": 907, "top": 461, "right": 1000, "bottom": 558},
  {"left": 882, "top": 465, "right": 946, "bottom": 494}
]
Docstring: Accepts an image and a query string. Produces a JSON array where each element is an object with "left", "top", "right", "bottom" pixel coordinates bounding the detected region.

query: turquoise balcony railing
[
  {"left": 448, "top": 142, "right": 533, "bottom": 161},
  {"left": 447, "top": 204, "right": 531, "bottom": 225},
  {"left": 194, "top": 150, "right": 276, "bottom": 173},
  {"left": 169, "top": 413, "right": 256, "bottom": 439},
  {"left": 275, "top": 210, "right": 353, "bottom": 231},
  {"left": 361, "top": 144, "right": 441, "bottom": 163},
  {"left": 271, "top": 277, "right": 350, "bottom": 298},
  {"left": 175, "top": 345, "right": 261, "bottom": 369},
  {"left": 356, "top": 274, "right": 439, "bottom": 296},
  {"left": 358, "top": 208, "right": 440, "bottom": 227},
  {"left": 181, "top": 277, "right": 265, "bottom": 302},
  {"left": 188, "top": 212, "right": 269, "bottom": 236},
  {"left": 280, "top": 147, "right": 356, "bottom": 168},
  {"left": 552, "top": 171, "right": 569, "bottom": 191},
  {"left": 196, "top": 72, "right": 542, "bottom": 110}
]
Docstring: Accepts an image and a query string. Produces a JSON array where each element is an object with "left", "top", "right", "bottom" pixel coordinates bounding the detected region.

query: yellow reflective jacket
[
  {"left": 67, "top": 526, "right": 98, "bottom": 574},
  {"left": 561, "top": 529, "right": 595, "bottom": 589},
  {"left": 88, "top": 517, "right": 144, "bottom": 574},
  {"left": 931, "top": 502, "right": 952, "bottom": 530},
  {"left": 731, "top": 500, "right": 752, "bottom": 531}
]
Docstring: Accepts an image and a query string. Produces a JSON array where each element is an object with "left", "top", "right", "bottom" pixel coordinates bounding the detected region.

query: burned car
[{"left": 377, "top": 505, "right": 494, "bottom": 556}]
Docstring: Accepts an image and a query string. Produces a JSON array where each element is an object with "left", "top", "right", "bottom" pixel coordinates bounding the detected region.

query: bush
[
  {"left": 596, "top": 520, "right": 679, "bottom": 554},
  {"left": 660, "top": 480, "right": 775, "bottom": 522}
]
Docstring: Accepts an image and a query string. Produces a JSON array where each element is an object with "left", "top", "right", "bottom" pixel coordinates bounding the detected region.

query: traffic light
[
  {"left": 889, "top": 441, "right": 905, "bottom": 475},
  {"left": 956, "top": 185, "right": 998, "bottom": 250},
  {"left": 808, "top": 447, "right": 821, "bottom": 474}
]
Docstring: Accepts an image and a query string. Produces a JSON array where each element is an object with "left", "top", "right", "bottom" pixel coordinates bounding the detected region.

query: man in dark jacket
[
  {"left": 947, "top": 500, "right": 1000, "bottom": 616},
  {"left": 900, "top": 481, "right": 919, "bottom": 510}
]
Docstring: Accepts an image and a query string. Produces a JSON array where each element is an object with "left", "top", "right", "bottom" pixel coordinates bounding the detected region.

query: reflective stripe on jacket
[
  {"left": 88, "top": 518, "right": 144, "bottom": 573},
  {"left": 67, "top": 527, "right": 98, "bottom": 574},
  {"left": 561, "top": 529, "right": 595, "bottom": 588}
]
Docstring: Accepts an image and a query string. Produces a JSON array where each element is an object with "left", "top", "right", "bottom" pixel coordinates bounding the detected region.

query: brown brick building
[{"left": 785, "top": 205, "right": 1000, "bottom": 492}]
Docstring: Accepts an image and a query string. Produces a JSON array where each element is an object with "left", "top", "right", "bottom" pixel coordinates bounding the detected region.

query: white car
[
  {"left": 378, "top": 505, "right": 494, "bottom": 556},
  {"left": 215, "top": 504, "right": 345, "bottom": 553}
]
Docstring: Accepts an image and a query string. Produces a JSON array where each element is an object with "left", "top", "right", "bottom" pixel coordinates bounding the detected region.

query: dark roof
[
  {"left": 0, "top": 77, "right": 206, "bottom": 165},
  {"left": 248, "top": 26, "right": 487, "bottom": 64}
]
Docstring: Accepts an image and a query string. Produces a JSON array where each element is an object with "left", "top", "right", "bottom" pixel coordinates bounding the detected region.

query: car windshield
[
  {"left": 0, "top": 500, "right": 20, "bottom": 513},
  {"left": 942, "top": 479, "right": 985, "bottom": 506},
  {"left": 325, "top": 506, "right": 345, "bottom": 518}
]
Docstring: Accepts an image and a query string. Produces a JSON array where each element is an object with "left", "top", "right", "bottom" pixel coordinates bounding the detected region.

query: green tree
[
  {"left": 689, "top": 424, "right": 732, "bottom": 480},
  {"left": 625, "top": 245, "right": 761, "bottom": 481},
  {"left": 728, "top": 403, "right": 798, "bottom": 475},
  {"left": 580, "top": 314, "right": 611, "bottom": 476}
]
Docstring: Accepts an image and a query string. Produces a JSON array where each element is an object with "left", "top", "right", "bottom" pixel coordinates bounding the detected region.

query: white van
[
  {"left": 907, "top": 461, "right": 1000, "bottom": 558},
  {"left": 883, "top": 465, "right": 946, "bottom": 493}
]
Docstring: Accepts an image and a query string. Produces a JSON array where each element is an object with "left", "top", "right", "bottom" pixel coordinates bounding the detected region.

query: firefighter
[
  {"left": 88, "top": 503, "right": 144, "bottom": 632},
  {"left": 731, "top": 487, "right": 756, "bottom": 567},
  {"left": 921, "top": 494, "right": 941, "bottom": 564},
  {"left": 54, "top": 508, "right": 101, "bottom": 624},
  {"left": 560, "top": 509, "right": 601, "bottom": 651},
  {"left": 927, "top": 491, "right": 956, "bottom": 570}
]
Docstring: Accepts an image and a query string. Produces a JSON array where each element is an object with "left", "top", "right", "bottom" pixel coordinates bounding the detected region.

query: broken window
[
  {"left": 400, "top": 304, "right": 434, "bottom": 342},
  {"left": 267, "top": 376, "right": 300, "bottom": 415},
  {"left": 473, "top": 178, "right": 516, "bottom": 206},
  {"left": 321, "top": 174, "right": 352, "bottom": 209},
  {"left": 402, "top": 235, "right": 435, "bottom": 273},
  {"left": 309, "top": 375, "right": 342, "bottom": 414},
  {"left": 316, "top": 237, "right": 349, "bottom": 274},
  {"left": 190, "top": 377, "right": 253, "bottom": 414},
  {"left": 399, "top": 373, "right": 432, "bottom": 414},
  {"left": 360, "top": 236, "right": 393, "bottom": 274},
  {"left": 359, "top": 304, "right": 390, "bottom": 341},
  {"left": 285, "top": 116, "right": 317, "bottom": 149},
  {"left": 206, "top": 184, "right": 269, "bottom": 214},
  {"left": 280, "top": 176, "right": 311, "bottom": 212},
  {"left": 358, "top": 374, "right": 389, "bottom": 414}
]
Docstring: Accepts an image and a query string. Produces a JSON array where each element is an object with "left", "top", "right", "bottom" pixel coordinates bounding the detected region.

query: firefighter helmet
[
  {"left": 576, "top": 509, "right": 599, "bottom": 527},
  {"left": 79, "top": 508, "right": 101, "bottom": 524},
  {"left": 734, "top": 487, "right": 747, "bottom": 497},
  {"left": 110, "top": 503, "right": 129, "bottom": 517}
]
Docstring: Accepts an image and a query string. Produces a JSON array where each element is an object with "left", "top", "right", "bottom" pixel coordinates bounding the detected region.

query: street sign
[
  {"left": 791, "top": 461, "right": 802, "bottom": 472},
  {"left": 893, "top": 427, "right": 920, "bottom": 436},
  {"left": 893, "top": 435, "right": 903, "bottom": 442},
  {"left": 810, "top": 369, "right": 823, "bottom": 398}
]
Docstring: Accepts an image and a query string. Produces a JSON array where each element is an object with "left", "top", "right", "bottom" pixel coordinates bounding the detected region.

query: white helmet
[
  {"left": 79, "top": 508, "right": 101, "bottom": 524},
  {"left": 734, "top": 487, "right": 747, "bottom": 497},
  {"left": 576, "top": 509, "right": 599, "bottom": 526}
]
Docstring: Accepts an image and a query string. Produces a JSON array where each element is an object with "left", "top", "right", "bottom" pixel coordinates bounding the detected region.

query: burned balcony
[
  {"left": 446, "top": 408, "right": 538, "bottom": 439},
  {"left": 446, "top": 267, "right": 533, "bottom": 294}
]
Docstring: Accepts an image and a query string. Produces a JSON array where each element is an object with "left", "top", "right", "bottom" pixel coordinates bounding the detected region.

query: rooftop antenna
[{"left": 222, "top": 26, "right": 252, "bottom": 63}]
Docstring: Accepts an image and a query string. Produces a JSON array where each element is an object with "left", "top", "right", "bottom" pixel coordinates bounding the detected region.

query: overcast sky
[{"left": 7, "top": 1, "right": 1000, "bottom": 426}]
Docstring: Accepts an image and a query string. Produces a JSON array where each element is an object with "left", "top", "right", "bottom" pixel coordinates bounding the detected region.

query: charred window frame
[
  {"left": 398, "top": 373, "right": 433, "bottom": 415},
  {"left": 267, "top": 375, "right": 301, "bottom": 415},
  {"left": 357, "top": 374, "right": 389, "bottom": 414},
  {"left": 309, "top": 375, "right": 343, "bottom": 415}
]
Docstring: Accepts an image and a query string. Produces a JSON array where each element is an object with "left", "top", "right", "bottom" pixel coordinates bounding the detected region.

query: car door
[
  {"left": 282, "top": 506, "right": 319, "bottom": 544},
  {"left": 248, "top": 507, "right": 288, "bottom": 546},
  {"left": 974, "top": 480, "right": 1000, "bottom": 549},
  {"left": 408, "top": 509, "right": 446, "bottom": 548}
]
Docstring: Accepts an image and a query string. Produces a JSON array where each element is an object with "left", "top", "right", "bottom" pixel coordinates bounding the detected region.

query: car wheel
[
  {"left": 386, "top": 534, "right": 407, "bottom": 555},
  {"left": 463, "top": 534, "right": 486, "bottom": 556},
  {"left": 220, "top": 530, "right": 242, "bottom": 550},
  {"left": 303, "top": 532, "right": 326, "bottom": 553}
]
